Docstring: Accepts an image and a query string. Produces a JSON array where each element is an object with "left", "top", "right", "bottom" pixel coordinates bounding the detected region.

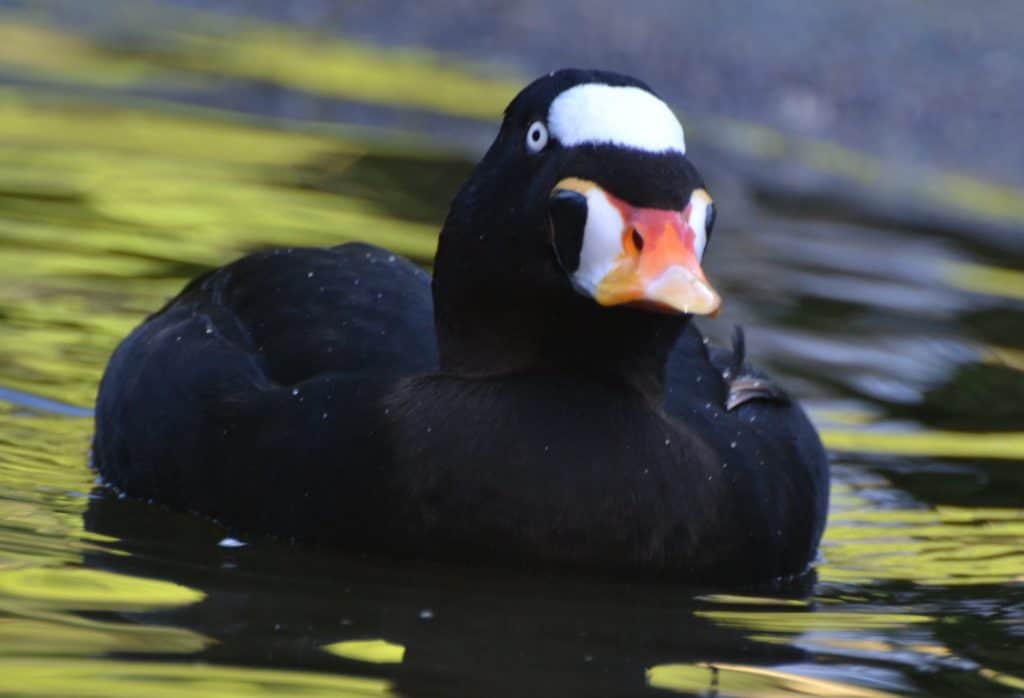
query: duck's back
[{"left": 93, "top": 243, "right": 437, "bottom": 539}]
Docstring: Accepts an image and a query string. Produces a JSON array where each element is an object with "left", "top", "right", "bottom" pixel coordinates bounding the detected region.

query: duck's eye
[{"left": 526, "top": 121, "right": 549, "bottom": 153}]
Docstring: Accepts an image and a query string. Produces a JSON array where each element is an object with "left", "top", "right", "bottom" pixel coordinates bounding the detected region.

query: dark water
[{"left": 1, "top": 5, "right": 1023, "bottom": 697}]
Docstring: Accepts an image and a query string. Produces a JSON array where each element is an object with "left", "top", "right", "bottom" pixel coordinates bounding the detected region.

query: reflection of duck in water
[
  {"left": 82, "top": 490, "right": 815, "bottom": 698},
  {"left": 94, "top": 69, "right": 829, "bottom": 584}
]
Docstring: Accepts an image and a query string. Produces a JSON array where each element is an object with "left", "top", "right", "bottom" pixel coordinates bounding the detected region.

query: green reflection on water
[
  {"left": 0, "top": 12, "right": 517, "bottom": 120},
  {"left": 0, "top": 567, "right": 203, "bottom": 611},
  {"left": 0, "top": 658, "right": 395, "bottom": 697},
  {"left": 696, "top": 609, "right": 932, "bottom": 633},
  {"left": 0, "top": 406, "right": 96, "bottom": 567},
  {"left": 821, "top": 474, "right": 1024, "bottom": 587},
  {"left": 822, "top": 428, "right": 1024, "bottom": 460},
  {"left": 0, "top": 22, "right": 183, "bottom": 88},
  {"left": 0, "top": 87, "right": 447, "bottom": 407},
  {"left": 0, "top": 616, "right": 209, "bottom": 657},
  {"left": 945, "top": 262, "right": 1024, "bottom": 302},
  {"left": 324, "top": 639, "right": 406, "bottom": 665},
  {"left": 0, "top": 53, "right": 458, "bottom": 695},
  {"left": 648, "top": 662, "right": 899, "bottom": 697}
]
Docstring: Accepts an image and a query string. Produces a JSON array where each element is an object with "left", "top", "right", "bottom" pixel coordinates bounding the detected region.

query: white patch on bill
[
  {"left": 573, "top": 187, "right": 625, "bottom": 296},
  {"left": 548, "top": 84, "right": 686, "bottom": 154},
  {"left": 687, "top": 189, "right": 712, "bottom": 260}
]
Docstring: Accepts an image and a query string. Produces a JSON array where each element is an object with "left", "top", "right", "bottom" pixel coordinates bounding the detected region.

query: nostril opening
[{"left": 631, "top": 229, "right": 644, "bottom": 252}]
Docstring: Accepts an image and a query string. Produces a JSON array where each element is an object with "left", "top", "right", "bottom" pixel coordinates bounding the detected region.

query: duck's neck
[
  {"left": 431, "top": 176, "right": 689, "bottom": 400},
  {"left": 434, "top": 290, "right": 688, "bottom": 401}
]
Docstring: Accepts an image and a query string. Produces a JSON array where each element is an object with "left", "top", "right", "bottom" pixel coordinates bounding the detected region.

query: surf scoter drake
[{"left": 94, "top": 69, "right": 829, "bottom": 584}]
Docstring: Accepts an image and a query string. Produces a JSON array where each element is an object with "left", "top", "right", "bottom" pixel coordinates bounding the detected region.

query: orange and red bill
[{"left": 553, "top": 177, "right": 721, "bottom": 316}]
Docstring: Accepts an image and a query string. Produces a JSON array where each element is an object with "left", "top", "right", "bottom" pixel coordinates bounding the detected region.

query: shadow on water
[{"left": 0, "top": 3, "right": 1023, "bottom": 697}]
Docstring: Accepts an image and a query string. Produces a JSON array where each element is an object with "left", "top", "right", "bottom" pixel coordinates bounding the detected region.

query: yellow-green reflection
[
  {"left": 694, "top": 594, "right": 808, "bottom": 608},
  {"left": 687, "top": 591, "right": 1024, "bottom": 694},
  {"left": 979, "top": 668, "right": 1024, "bottom": 692},
  {"left": 927, "top": 171, "right": 1024, "bottom": 225},
  {"left": 9, "top": 0, "right": 1024, "bottom": 238},
  {"left": 684, "top": 474, "right": 1021, "bottom": 691},
  {"left": 171, "top": 26, "right": 517, "bottom": 120},
  {"left": 0, "top": 87, "right": 442, "bottom": 407},
  {"left": 807, "top": 406, "right": 881, "bottom": 428},
  {"left": 324, "top": 639, "right": 406, "bottom": 664},
  {"left": 0, "top": 616, "right": 209, "bottom": 657},
  {"left": 0, "top": 405, "right": 97, "bottom": 567},
  {"left": 944, "top": 261, "right": 1024, "bottom": 302},
  {"left": 0, "top": 11, "right": 517, "bottom": 120},
  {"left": 647, "top": 662, "right": 899, "bottom": 697},
  {"left": 0, "top": 568, "right": 203, "bottom": 611},
  {"left": 0, "top": 658, "right": 394, "bottom": 698},
  {"left": 822, "top": 476, "right": 1024, "bottom": 586},
  {"left": 821, "top": 428, "right": 1024, "bottom": 460},
  {"left": 705, "top": 115, "right": 1024, "bottom": 226},
  {"left": 696, "top": 609, "right": 931, "bottom": 633},
  {"left": 983, "top": 345, "right": 1024, "bottom": 372},
  {"left": 6, "top": 0, "right": 1024, "bottom": 238},
  {"left": 0, "top": 22, "right": 184, "bottom": 88},
  {"left": 0, "top": 68, "right": 437, "bottom": 697}
]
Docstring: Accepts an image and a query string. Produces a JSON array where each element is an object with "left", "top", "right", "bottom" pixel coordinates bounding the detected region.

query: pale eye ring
[{"left": 526, "top": 121, "right": 549, "bottom": 153}]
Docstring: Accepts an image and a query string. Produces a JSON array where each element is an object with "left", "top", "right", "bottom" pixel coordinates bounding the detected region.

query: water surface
[{"left": 0, "top": 6, "right": 1022, "bottom": 697}]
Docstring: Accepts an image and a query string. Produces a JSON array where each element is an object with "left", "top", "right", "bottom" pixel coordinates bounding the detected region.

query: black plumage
[{"left": 94, "top": 69, "right": 828, "bottom": 583}]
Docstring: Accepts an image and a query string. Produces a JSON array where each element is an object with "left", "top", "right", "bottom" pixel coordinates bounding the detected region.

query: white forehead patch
[{"left": 547, "top": 84, "right": 686, "bottom": 155}]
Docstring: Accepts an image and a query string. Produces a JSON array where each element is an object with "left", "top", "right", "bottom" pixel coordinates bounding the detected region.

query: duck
[{"left": 94, "top": 69, "right": 829, "bottom": 584}]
